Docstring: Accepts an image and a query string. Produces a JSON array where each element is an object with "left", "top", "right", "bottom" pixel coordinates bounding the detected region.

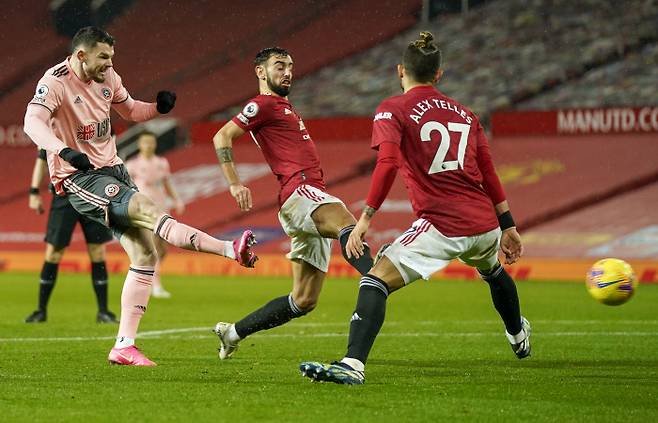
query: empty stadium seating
[{"left": 287, "top": 0, "right": 658, "bottom": 121}]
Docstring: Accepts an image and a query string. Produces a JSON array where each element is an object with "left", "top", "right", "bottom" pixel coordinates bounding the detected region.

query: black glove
[
  {"left": 59, "top": 147, "right": 94, "bottom": 171},
  {"left": 156, "top": 91, "right": 176, "bottom": 114}
]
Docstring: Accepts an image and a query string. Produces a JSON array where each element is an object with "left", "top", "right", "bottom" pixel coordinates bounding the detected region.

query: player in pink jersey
[
  {"left": 210, "top": 47, "right": 374, "bottom": 360},
  {"left": 300, "top": 32, "right": 530, "bottom": 384},
  {"left": 126, "top": 130, "right": 185, "bottom": 299},
  {"left": 23, "top": 27, "right": 257, "bottom": 366}
]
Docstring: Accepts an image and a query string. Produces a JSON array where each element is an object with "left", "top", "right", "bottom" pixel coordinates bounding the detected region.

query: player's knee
[
  {"left": 479, "top": 262, "right": 508, "bottom": 285},
  {"left": 87, "top": 244, "right": 105, "bottom": 262},
  {"left": 131, "top": 247, "right": 157, "bottom": 267},
  {"left": 292, "top": 294, "right": 318, "bottom": 313},
  {"left": 129, "top": 193, "right": 163, "bottom": 224},
  {"left": 45, "top": 246, "right": 65, "bottom": 263}
]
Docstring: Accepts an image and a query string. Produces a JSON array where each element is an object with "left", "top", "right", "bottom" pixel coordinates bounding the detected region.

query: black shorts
[
  {"left": 45, "top": 195, "right": 113, "bottom": 248},
  {"left": 62, "top": 164, "right": 139, "bottom": 237}
]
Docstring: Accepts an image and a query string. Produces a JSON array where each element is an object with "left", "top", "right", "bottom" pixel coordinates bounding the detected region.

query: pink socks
[
  {"left": 117, "top": 265, "right": 154, "bottom": 341},
  {"left": 154, "top": 214, "right": 233, "bottom": 257}
]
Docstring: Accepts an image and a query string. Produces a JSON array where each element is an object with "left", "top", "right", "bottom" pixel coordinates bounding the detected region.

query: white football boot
[
  {"left": 506, "top": 316, "right": 531, "bottom": 359},
  {"left": 213, "top": 322, "right": 239, "bottom": 360}
]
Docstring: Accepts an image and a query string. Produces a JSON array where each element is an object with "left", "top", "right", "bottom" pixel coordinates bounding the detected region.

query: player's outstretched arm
[
  {"left": 112, "top": 90, "right": 175, "bottom": 123},
  {"left": 112, "top": 95, "right": 160, "bottom": 122},
  {"left": 213, "top": 121, "right": 252, "bottom": 211},
  {"left": 346, "top": 142, "right": 400, "bottom": 258}
]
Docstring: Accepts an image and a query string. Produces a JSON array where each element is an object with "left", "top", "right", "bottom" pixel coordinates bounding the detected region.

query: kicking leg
[
  {"left": 312, "top": 202, "right": 373, "bottom": 275},
  {"left": 214, "top": 259, "right": 325, "bottom": 359},
  {"left": 126, "top": 193, "right": 256, "bottom": 267}
]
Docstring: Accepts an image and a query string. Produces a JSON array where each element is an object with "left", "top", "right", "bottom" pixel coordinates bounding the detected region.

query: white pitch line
[
  {"left": 284, "top": 320, "right": 658, "bottom": 326},
  {"left": 2, "top": 329, "right": 658, "bottom": 343}
]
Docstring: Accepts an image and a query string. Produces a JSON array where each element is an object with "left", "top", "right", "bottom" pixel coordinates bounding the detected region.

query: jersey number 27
[{"left": 420, "top": 121, "right": 471, "bottom": 174}]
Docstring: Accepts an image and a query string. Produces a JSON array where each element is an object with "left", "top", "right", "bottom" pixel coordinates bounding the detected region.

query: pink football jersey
[
  {"left": 125, "top": 155, "right": 171, "bottom": 210},
  {"left": 27, "top": 58, "right": 127, "bottom": 193},
  {"left": 371, "top": 86, "right": 503, "bottom": 237}
]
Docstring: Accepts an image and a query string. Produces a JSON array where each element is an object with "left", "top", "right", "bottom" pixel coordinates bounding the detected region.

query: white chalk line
[{"left": 2, "top": 320, "right": 658, "bottom": 343}]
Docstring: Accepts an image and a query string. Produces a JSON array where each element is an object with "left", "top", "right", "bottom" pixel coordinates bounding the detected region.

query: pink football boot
[
  {"left": 108, "top": 345, "right": 157, "bottom": 366},
  {"left": 233, "top": 230, "right": 258, "bottom": 268}
]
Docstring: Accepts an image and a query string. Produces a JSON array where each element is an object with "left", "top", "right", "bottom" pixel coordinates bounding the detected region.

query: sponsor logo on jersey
[
  {"left": 242, "top": 101, "right": 259, "bottom": 118},
  {"left": 75, "top": 117, "right": 110, "bottom": 142},
  {"left": 74, "top": 96, "right": 83, "bottom": 104},
  {"left": 284, "top": 107, "right": 292, "bottom": 115},
  {"left": 104, "top": 183, "right": 120, "bottom": 197},
  {"left": 96, "top": 117, "right": 110, "bottom": 138},
  {"left": 374, "top": 111, "right": 392, "bottom": 121},
  {"left": 101, "top": 87, "right": 112, "bottom": 99},
  {"left": 76, "top": 123, "right": 96, "bottom": 141}
]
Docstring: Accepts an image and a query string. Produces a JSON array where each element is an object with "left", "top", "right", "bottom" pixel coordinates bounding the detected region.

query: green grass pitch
[{"left": 1, "top": 271, "right": 658, "bottom": 422}]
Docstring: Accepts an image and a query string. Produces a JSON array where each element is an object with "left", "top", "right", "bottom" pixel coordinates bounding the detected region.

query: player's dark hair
[
  {"left": 403, "top": 31, "right": 442, "bottom": 83},
  {"left": 254, "top": 47, "right": 290, "bottom": 66},
  {"left": 71, "top": 26, "right": 114, "bottom": 52}
]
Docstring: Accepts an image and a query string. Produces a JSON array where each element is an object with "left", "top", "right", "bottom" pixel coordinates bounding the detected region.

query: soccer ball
[{"left": 586, "top": 258, "right": 637, "bottom": 306}]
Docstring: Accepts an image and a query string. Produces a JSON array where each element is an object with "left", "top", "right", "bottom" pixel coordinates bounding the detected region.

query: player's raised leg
[
  {"left": 108, "top": 227, "right": 158, "bottom": 366},
  {"left": 300, "top": 256, "right": 405, "bottom": 385},
  {"left": 214, "top": 259, "right": 324, "bottom": 359},
  {"left": 127, "top": 192, "right": 257, "bottom": 267},
  {"left": 312, "top": 202, "right": 373, "bottom": 275}
]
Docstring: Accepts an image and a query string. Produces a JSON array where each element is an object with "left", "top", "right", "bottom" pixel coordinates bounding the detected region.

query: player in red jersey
[
  {"left": 24, "top": 27, "right": 257, "bottom": 366},
  {"left": 300, "top": 32, "right": 531, "bottom": 384},
  {"left": 211, "top": 47, "right": 374, "bottom": 359}
]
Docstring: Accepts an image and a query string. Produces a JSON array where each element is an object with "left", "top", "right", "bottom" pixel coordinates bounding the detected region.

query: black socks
[
  {"left": 37, "top": 261, "right": 59, "bottom": 311},
  {"left": 345, "top": 274, "right": 389, "bottom": 364},
  {"left": 235, "top": 294, "right": 307, "bottom": 339},
  {"left": 480, "top": 264, "right": 522, "bottom": 335},
  {"left": 338, "top": 225, "right": 374, "bottom": 275},
  {"left": 91, "top": 261, "right": 109, "bottom": 312}
]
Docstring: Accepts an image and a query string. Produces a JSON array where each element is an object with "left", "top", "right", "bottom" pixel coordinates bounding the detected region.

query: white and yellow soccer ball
[{"left": 586, "top": 258, "right": 637, "bottom": 306}]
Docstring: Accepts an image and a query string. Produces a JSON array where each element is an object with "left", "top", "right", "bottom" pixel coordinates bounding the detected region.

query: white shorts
[
  {"left": 278, "top": 185, "right": 344, "bottom": 272},
  {"left": 383, "top": 218, "right": 502, "bottom": 284}
]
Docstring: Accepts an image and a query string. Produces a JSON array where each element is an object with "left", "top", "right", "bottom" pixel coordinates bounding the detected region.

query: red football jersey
[
  {"left": 232, "top": 94, "right": 325, "bottom": 206},
  {"left": 371, "top": 85, "right": 505, "bottom": 237}
]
